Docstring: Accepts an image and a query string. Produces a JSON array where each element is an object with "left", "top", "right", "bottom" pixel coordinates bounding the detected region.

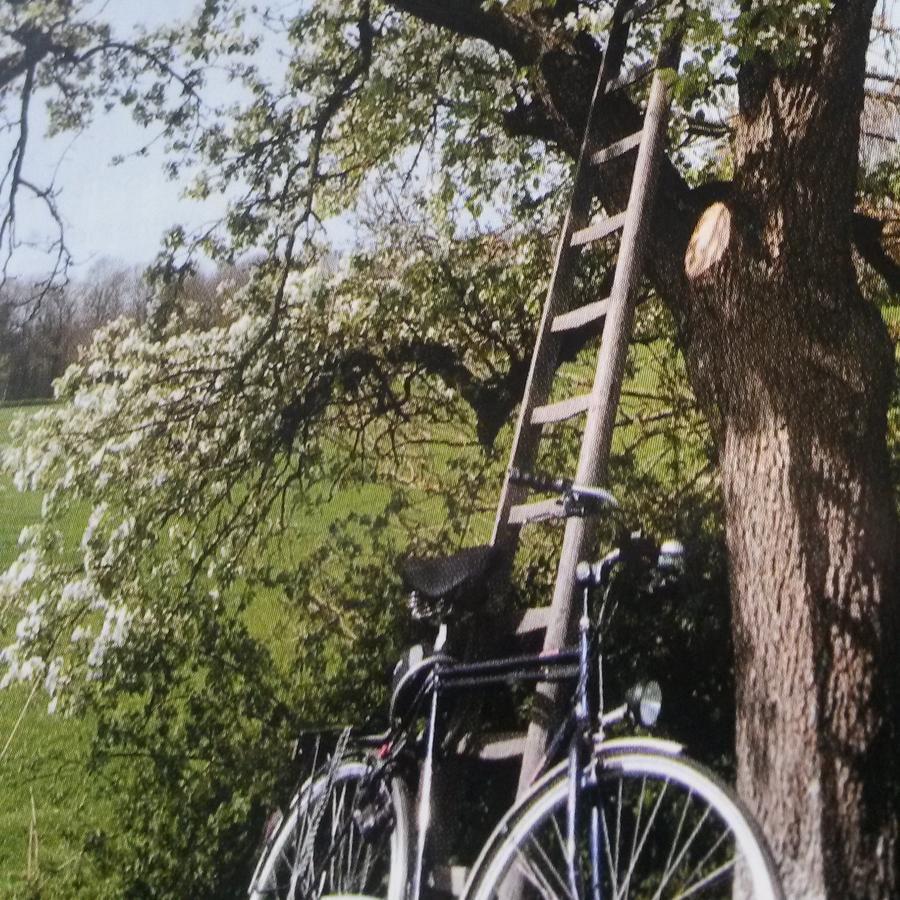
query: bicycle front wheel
[
  {"left": 465, "top": 744, "right": 783, "bottom": 899},
  {"left": 249, "top": 759, "right": 411, "bottom": 900}
]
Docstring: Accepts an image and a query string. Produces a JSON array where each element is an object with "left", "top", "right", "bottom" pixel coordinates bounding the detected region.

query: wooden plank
[
  {"left": 552, "top": 298, "right": 610, "bottom": 333},
  {"left": 571, "top": 211, "right": 627, "bottom": 247},
  {"left": 531, "top": 394, "right": 591, "bottom": 426},
  {"left": 515, "top": 606, "right": 551, "bottom": 636},
  {"left": 605, "top": 59, "right": 655, "bottom": 95},
  {"left": 508, "top": 498, "right": 564, "bottom": 526},
  {"left": 591, "top": 130, "right": 643, "bottom": 167},
  {"left": 475, "top": 734, "right": 526, "bottom": 761}
]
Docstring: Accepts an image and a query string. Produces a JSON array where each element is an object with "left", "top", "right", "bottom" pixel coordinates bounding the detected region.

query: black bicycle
[{"left": 248, "top": 472, "right": 783, "bottom": 900}]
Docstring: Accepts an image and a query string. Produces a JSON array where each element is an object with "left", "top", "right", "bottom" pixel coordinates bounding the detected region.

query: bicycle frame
[
  {"left": 252, "top": 491, "right": 781, "bottom": 900},
  {"left": 383, "top": 577, "right": 610, "bottom": 900}
]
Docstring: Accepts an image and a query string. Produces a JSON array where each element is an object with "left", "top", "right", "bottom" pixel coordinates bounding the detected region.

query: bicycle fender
[{"left": 593, "top": 735, "right": 685, "bottom": 756}]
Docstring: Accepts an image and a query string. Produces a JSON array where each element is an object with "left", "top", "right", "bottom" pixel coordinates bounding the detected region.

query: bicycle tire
[
  {"left": 464, "top": 741, "right": 783, "bottom": 899},
  {"left": 249, "top": 759, "right": 411, "bottom": 900}
]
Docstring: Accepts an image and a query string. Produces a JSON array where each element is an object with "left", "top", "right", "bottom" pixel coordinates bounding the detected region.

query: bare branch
[
  {"left": 387, "top": 0, "right": 542, "bottom": 64},
  {"left": 854, "top": 211, "right": 900, "bottom": 294}
]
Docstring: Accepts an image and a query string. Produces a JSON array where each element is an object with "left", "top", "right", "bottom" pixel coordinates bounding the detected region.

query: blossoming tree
[{"left": 1, "top": 1, "right": 898, "bottom": 896}]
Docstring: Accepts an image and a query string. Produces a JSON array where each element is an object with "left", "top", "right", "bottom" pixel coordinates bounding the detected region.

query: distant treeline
[{"left": 0, "top": 261, "right": 245, "bottom": 402}]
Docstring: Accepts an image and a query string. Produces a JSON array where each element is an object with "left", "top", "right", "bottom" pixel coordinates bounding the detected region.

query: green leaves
[{"left": 1, "top": 0, "right": 895, "bottom": 894}]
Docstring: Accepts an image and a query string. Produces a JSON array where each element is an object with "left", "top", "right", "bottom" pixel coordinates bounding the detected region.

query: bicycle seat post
[{"left": 411, "top": 686, "right": 439, "bottom": 900}]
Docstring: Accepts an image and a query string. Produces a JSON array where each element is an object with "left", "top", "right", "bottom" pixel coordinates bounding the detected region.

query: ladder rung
[
  {"left": 571, "top": 211, "right": 627, "bottom": 247},
  {"left": 474, "top": 733, "right": 526, "bottom": 761},
  {"left": 515, "top": 606, "right": 551, "bottom": 636},
  {"left": 591, "top": 130, "right": 643, "bottom": 167},
  {"left": 552, "top": 298, "right": 610, "bottom": 333},
  {"left": 508, "top": 498, "right": 565, "bottom": 526},
  {"left": 531, "top": 394, "right": 591, "bottom": 426},
  {"left": 606, "top": 59, "right": 655, "bottom": 94},
  {"left": 623, "top": 0, "right": 664, "bottom": 24}
]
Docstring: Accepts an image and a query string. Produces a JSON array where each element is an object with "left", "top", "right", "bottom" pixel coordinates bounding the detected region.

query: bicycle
[{"left": 248, "top": 470, "right": 784, "bottom": 899}]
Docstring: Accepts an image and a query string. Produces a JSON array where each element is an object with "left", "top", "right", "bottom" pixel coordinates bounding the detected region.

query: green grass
[
  {"left": 0, "top": 404, "right": 102, "bottom": 896},
  {"left": 2, "top": 302, "right": 888, "bottom": 895},
  {"left": 0, "top": 688, "right": 104, "bottom": 897},
  {"left": 0, "top": 314, "right": 718, "bottom": 896},
  {"left": 0, "top": 404, "right": 423, "bottom": 896}
]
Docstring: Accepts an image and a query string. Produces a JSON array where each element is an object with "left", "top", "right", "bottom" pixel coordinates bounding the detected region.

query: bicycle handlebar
[
  {"left": 509, "top": 470, "right": 684, "bottom": 588},
  {"left": 575, "top": 534, "right": 685, "bottom": 587},
  {"left": 509, "top": 467, "right": 620, "bottom": 510}
]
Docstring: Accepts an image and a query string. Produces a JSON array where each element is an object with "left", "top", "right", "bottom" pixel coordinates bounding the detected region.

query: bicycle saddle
[{"left": 401, "top": 543, "right": 497, "bottom": 601}]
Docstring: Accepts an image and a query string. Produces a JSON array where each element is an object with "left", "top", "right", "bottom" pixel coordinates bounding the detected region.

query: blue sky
[{"left": 8, "top": 0, "right": 236, "bottom": 278}]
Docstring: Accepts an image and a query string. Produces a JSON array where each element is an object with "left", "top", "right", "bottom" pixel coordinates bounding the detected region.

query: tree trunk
[
  {"left": 684, "top": 188, "right": 899, "bottom": 900},
  {"left": 675, "top": 5, "right": 900, "bottom": 895},
  {"left": 392, "top": 1, "right": 900, "bottom": 892},
  {"left": 731, "top": 446, "right": 897, "bottom": 894},
  {"left": 720, "top": 369, "right": 899, "bottom": 899}
]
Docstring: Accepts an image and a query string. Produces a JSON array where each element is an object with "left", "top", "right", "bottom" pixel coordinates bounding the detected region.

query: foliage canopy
[{"left": 0, "top": 0, "right": 897, "bottom": 895}]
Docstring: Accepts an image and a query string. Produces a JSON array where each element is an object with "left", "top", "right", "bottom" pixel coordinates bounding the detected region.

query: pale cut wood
[
  {"left": 591, "top": 130, "right": 643, "bottom": 167},
  {"left": 552, "top": 298, "right": 610, "bottom": 333},
  {"left": 685, "top": 201, "right": 732, "bottom": 278},
  {"left": 571, "top": 211, "right": 627, "bottom": 247},
  {"left": 430, "top": 866, "right": 470, "bottom": 895},
  {"left": 474, "top": 733, "right": 525, "bottom": 761},
  {"left": 530, "top": 394, "right": 592, "bottom": 426}
]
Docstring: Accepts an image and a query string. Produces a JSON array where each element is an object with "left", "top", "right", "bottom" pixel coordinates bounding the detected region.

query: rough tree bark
[
  {"left": 679, "top": 4, "right": 900, "bottom": 895},
  {"left": 389, "top": 1, "right": 900, "bottom": 896}
]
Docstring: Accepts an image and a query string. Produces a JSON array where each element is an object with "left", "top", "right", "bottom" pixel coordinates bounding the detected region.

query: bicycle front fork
[{"left": 566, "top": 585, "right": 605, "bottom": 900}]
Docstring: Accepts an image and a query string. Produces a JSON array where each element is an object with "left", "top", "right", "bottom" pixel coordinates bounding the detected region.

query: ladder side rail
[
  {"left": 516, "top": 40, "right": 683, "bottom": 797},
  {"left": 570, "top": 39, "right": 683, "bottom": 498},
  {"left": 491, "top": 3, "right": 638, "bottom": 556}
]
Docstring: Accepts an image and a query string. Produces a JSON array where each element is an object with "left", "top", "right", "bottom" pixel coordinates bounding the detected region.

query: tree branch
[
  {"left": 854, "top": 212, "right": 900, "bottom": 295},
  {"left": 387, "top": 0, "right": 542, "bottom": 64},
  {"left": 0, "top": 48, "right": 34, "bottom": 90}
]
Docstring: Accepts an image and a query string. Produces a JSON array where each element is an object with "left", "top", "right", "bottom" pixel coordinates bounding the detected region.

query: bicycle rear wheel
[
  {"left": 465, "top": 743, "right": 783, "bottom": 899},
  {"left": 249, "top": 759, "right": 411, "bottom": 900}
]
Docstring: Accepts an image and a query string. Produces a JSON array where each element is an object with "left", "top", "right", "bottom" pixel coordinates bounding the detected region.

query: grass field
[
  {"left": 0, "top": 337, "right": 705, "bottom": 894},
  {"left": 0, "top": 302, "right": 893, "bottom": 895},
  {"left": 0, "top": 405, "right": 105, "bottom": 896},
  {"left": 0, "top": 404, "right": 444, "bottom": 896}
]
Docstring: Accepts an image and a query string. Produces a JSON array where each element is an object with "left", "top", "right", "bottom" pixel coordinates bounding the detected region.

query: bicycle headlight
[
  {"left": 625, "top": 680, "right": 663, "bottom": 728},
  {"left": 657, "top": 539, "right": 685, "bottom": 573}
]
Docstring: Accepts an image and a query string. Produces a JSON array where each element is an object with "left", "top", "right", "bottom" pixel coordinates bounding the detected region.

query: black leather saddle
[{"left": 400, "top": 543, "right": 497, "bottom": 602}]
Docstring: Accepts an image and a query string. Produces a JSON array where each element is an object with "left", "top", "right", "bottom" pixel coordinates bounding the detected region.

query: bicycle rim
[
  {"left": 465, "top": 747, "right": 783, "bottom": 900},
  {"left": 249, "top": 761, "right": 410, "bottom": 900}
]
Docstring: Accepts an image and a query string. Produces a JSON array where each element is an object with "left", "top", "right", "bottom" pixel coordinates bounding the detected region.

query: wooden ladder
[{"left": 487, "top": 1, "right": 683, "bottom": 794}]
